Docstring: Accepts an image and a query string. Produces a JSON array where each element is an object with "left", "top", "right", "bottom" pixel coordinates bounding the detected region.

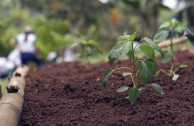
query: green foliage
[
  {"left": 154, "top": 30, "right": 169, "bottom": 42},
  {"left": 108, "top": 37, "right": 131, "bottom": 65},
  {"left": 117, "top": 86, "right": 129, "bottom": 92},
  {"left": 138, "top": 59, "right": 156, "bottom": 85},
  {"left": 187, "top": 34, "right": 194, "bottom": 46},
  {"left": 72, "top": 36, "right": 105, "bottom": 64},
  {"left": 139, "top": 44, "right": 155, "bottom": 59},
  {"left": 151, "top": 83, "right": 164, "bottom": 94},
  {"left": 108, "top": 31, "right": 138, "bottom": 65},
  {"left": 103, "top": 69, "right": 114, "bottom": 88},
  {"left": 128, "top": 87, "right": 139, "bottom": 104},
  {"left": 103, "top": 29, "right": 164, "bottom": 105},
  {"left": 160, "top": 50, "right": 173, "bottom": 63},
  {"left": 142, "top": 37, "right": 164, "bottom": 57},
  {"left": 156, "top": 19, "right": 194, "bottom": 81}
]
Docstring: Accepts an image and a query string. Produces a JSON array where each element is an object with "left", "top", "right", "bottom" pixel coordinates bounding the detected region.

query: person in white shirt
[
  {"left": 14, "top": 26, "right": 44, "bottom": 67},
  {"left": 0, "top": 57, "right": 15, "bottom": 78}
]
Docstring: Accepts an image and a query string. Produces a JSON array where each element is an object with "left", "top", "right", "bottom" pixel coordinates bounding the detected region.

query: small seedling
[
  {"left": 103, "top": 30, "right": 164, "bottom": 105},
  {"left": 73, "top": 36, "right": 104, "bottom": 65},
  {"left": 155, "top": 19, "right": 194, "bottom": 81}
]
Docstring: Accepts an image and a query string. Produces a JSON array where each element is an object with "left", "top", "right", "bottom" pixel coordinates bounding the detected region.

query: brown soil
[{"left": 19, "top": 50, "right": 194, "bottom": 126}]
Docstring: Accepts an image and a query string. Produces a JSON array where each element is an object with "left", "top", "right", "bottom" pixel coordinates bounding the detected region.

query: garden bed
[{"left": 19, "top": 50, "right": 194, "bottom": 126}]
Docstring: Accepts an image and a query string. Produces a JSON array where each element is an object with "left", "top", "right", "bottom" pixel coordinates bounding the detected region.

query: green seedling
[
  {"left": 155, "top": 19, "right": 194, "bottom": 81},
  {"left": 80, "top": 37, "right": 104, "bottom": 60},
  {"left": 103, "top": 30, "right": 164, "bottom": 105}
]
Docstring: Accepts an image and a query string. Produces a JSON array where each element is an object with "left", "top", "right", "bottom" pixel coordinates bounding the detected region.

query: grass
[{"left": 0, "top": 78, "right": 8, "bottom": 95}]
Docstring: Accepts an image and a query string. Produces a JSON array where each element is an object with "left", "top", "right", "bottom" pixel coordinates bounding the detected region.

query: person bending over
[{"left": 13, "top": 26, "right": 44, "bottom": 67}]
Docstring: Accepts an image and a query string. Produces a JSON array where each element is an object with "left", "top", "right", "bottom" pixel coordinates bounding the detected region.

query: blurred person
[
  {"left": 47, "top": 51, "right": 62, "bottom": 63},
  {"left": 63, "top": 45, "right": 77, "bottom": 62},
  {"left": 7, "top": 48, "right": 21, "bottom": 67},
  {"left": 12, "top": 26, "right": 44, "bottom": 67},
  {"left": 0, "top": 57, "right": 15, "bottom": 78}
]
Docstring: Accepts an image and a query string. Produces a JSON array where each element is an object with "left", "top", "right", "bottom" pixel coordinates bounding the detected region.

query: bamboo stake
[
  {"left": 0, "top": 103, "right": 20, "bottom": 126},
  {"left": 0, "top": 65, "right": 29, "bottom": 126},
  {"left": 158, "top": 37, "right": 187, "bottom": 47},
  {"left": 0, "top": 81, "right": 2, "bottom": 99}
]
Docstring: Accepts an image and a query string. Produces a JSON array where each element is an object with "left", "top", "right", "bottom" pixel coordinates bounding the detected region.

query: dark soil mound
[{"left": 19, "top": 50, "right": 194, "bottom": 126}]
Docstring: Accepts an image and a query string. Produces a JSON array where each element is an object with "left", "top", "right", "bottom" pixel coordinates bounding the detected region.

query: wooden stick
[
  {"left": 0, "top": 81, "right": 2, "bottom": 99},
  {"left": 158, "top": 37, "right": 187, "bottom": 47}
]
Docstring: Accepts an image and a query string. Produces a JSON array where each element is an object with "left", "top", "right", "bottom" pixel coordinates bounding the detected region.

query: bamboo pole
[
  {"left": 158, "top": 37, "right": 187, "bottom": 47},
  {"left": 0, "top": 65, "right": 29, "bottom": 126},
  {"left": 0, "top": 81, "right": 2, "bottom": 99}
]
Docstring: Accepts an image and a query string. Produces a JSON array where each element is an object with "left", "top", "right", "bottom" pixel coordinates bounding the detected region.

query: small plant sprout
[
  {"left": 155, "top": 19, "right": 194, "bottom": 81},
  {"left": 74, "top": 35, "right": 104, "bottom": 65},
  {"left": 103, "top": 30, "right": 164, "bottom": 105}
]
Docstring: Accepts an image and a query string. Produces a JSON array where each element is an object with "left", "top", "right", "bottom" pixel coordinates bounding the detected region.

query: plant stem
[
  {"left": 170, "top": 28, "right": 175, "bottom": 73},
  {"left": 132, "top": 72, "right": 138, "bottom": 87},
  {"left": 170, "top": 36, "right": 174, "bottom": 62},
  {"left": 131, "top": 42, "right": 137, "bottom": 87}
]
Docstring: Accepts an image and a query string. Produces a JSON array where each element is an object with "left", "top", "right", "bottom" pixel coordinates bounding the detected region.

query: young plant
[
  {"left": 72, "top": 35, "right": 104, "bottom": 66},
  {"left": 155, "top": 19, "right": 194, "bottom": 81},
  {"left": 103, "top": 30, "right": 164, "bottom": 105}
]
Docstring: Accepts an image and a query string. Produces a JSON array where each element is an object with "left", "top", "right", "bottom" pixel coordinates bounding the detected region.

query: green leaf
[
  {"left": 108, "top": 41, "right": 131, "bottom": 65},
  {"left": 138, "top": 60, "right": 154, "bottom": 84},
  {"left": 142, "top": 37, "right": 164, "bottom": 57},
  {"left": 118, "top": 29, "right": 139, "bottom": 42},
  {"left": 139, "top": 44, "right": 155, "bottom": 59},
  {"left": 145, "top": 59, "right": 156, "bottom": 70},
  {"left": 117, "top": 35, "right": 131, "bottom": 41},
  {"left": 108, "top": 30, "right": 140, "bottom": 65},
  {"left": 103, "top": 69, "right": 114, "bottom": 88},
  {"left": 123, "top": 72, "right": 131, "bottom": 76},
  {"left": 187, "top": 34, "right": 194, "bottom": 46},
  {"left": 153, "top": 30, "right": 169, "bottom": 42},
  {"left": 130, "top": 28, "right": 139, "bottom": 41},
  {"left": 151, "top": 83, "right": 164, "bottom": 94},
  {"left": 117, "top": 86, "right": 129, "bottom": 92},
  {"left": 159, "top": 21, "right": 172, "bottom": 30},
  {"left": 174, "top": 26, "right": 185, "bottom": 36},
  {"left": 128, "top": 87, "right": 139, "bottom": 105},
  {"left": 172, "top": 74, "right": 179, "bottom": 81},
  {"left": 161, "top": 50, "right": 173, "bottom": 63}
]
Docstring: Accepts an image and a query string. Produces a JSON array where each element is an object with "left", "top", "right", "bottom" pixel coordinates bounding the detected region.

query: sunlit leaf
[
  {"left": 142, "top": 37, "right": 164, "bottom": 57},
  {"left": 154, "top": 30, "right": 169, "bottom": 42},
  {"left": 130, "top": 28, "right": 139, "bottom": 41},
  {"left": 159, "top": 21, "right": 172, "bottom": 30},
  {"left": 108, "top": 41, "right": 131, "bottom": 65},
  {"left": 108, "top": 29, "right": 140, "bottom": 65},
  {"left": 151, "top": 83, "right": 164, "bottom": 94},
  {"left": 117, "top": 86, "right": 129, "bottom": 92},
  {"left": 128, "top": 87, "right": 139, "bottom": 105},
  {"left": 139, "top": 44, "right": 155, "bottom": 59},
  {"left": 117, "top": 35, "right": 131, "bottom": 42}
]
